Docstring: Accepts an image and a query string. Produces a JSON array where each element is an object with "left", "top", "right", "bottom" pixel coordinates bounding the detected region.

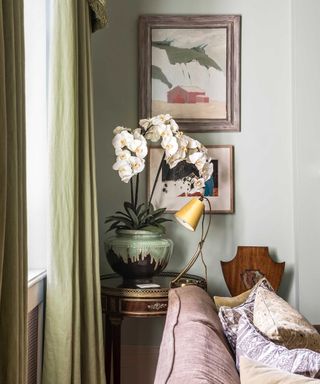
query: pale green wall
[
  {"left": 292, "top": 0, "right": 320, "bottom": 323},
  {"left": 92, "top": 0, "right": 298, "bottom": 344}
]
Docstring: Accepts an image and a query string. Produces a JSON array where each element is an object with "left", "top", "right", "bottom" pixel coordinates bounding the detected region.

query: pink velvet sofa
[
  {"left": 154, "top": 285, "right": 320, "bottom": 384},
  {"left": 154, "top": 285, "right": 240, "bottom": 384}
]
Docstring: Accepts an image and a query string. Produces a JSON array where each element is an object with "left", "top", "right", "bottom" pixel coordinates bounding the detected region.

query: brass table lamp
[{"left": 171, "top": 196, "right": 212, "bottom": 288}]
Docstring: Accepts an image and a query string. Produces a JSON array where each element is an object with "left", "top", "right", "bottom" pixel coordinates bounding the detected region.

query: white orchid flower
[
  {"left": 150, "top": 116, "right": 162, "bottom": 127},
  {"left": 177, "top": 134, "right": 189, "bottom": 153},
  {"left": 112, "top": 160, "right": 133, "bottom": 183},
  {"left": 119, "top": 171, "right": 133, "bottom": 183},
  {"left": 191, "top": 177, "right": 206, "bottom": 192},
  {"left": 115, "top": 149, "right": 131, "bottom": 161},
  {"left": 199, "top": 144, "right": 208, "bottom": 154},
  {"left": 188, "top": 151, "right": 205, "bottom": 165},
  {"left": 132, "top": 128, "right": 145, "bottom": 140},
  {"left": 135, "top": 142, "right": 148, "bottom": 159},
  {"left": 113, "top": 126, "right": 129, "bottom": 135},
  {"left": 169, "top": 118, "right": 179, "bottom": 133},
  {"left": 160, "top": 125, "right": 173, "bottom": 139},
  {"left": 151, "top": 114, "right": 172, "bottom": 126},
  {"left": 153, "top": 123, "right": 166, "bottom": 136},
  {"left": 165, "top": 134, "right": 189, "bottom": 168},
  {"left": 127, "top": 139, "right": 142, "bottom": 152},
  {"left": 161, "top": 114, "right": 172, "bottom": 122},
  {"left": 166, "top": 150, "right": 185, "bottom": 169},
  {"left": 145, "top": 126, "right": 161, "bottom": 142},
  {"left": 130, "top": 156, "right": 145, "bottom": 175},
  {"left": 195, "top": 155, "right": 206, "bottom": 171},
  {"left": 133, "top": 128, "right": 147, "bottom": 143},
  {"left": 187, "top": 137, "right": 201, "bottom": 149},
  {"left": 139, "top": 119, "right": 150, "bottom": 130},
  {"left": 112, "top": 130, "right": 134, "bottom": 150},
  {"left": 161, "top": 136, "right": 178, "bottom": 157},
  {"left": 200, "top": 161, "right": 214, "bottom": 181}
]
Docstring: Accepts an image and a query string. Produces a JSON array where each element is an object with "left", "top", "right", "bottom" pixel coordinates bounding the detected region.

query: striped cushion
[
  {"left": 218, "top": 278, "right": 273, "bottom": 352},
  {"left": 236, "top": 315, "right": 320, "bottom": 378}
]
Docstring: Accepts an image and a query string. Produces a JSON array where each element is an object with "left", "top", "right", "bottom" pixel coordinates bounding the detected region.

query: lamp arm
[
  {"left": 171, "top": 197, "right": 212, "bottom": 287},
  {"left": 170, "top": 243, "right": 202, "bottom": 286}
]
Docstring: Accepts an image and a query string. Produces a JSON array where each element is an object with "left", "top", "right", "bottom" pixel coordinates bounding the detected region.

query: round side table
[{"left": 101, "top": 272, "right": 206, "bottom": 384}]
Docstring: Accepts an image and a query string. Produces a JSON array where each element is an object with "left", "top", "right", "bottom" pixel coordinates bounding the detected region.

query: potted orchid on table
[{"left": 105, "top": 114, "right": 213, "bottom": 279}]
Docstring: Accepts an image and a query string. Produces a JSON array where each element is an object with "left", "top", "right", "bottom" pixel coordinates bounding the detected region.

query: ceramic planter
[{"left": 105, "top": 229, "right": 173, "bottom": 279}]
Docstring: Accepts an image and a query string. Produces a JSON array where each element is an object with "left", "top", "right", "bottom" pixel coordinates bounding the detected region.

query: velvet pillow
[
  {"left": 214, "top": 289, "right": 251, "bottom": 311},
  {"left": 253, "top": 287, "right": 320, "bottom": 352},
  {"left": 218, "top": 277, "right": 273, "bottom": 352},
  {"left": 236, "top": 315, "right": 320, "bottom": 378},
  {"left": 154, "top": 286, "right": 240, "bottom": 384},
  {"left": 240, "top": 357, "right": 320, "bottom": 383}
]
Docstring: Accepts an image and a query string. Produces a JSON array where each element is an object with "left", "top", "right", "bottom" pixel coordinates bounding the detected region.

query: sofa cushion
[
  {"left": 214, "top": 289, "right": 251, "bottom": 311},
  {"left": 253, "top": 287, "right": 320, "bottom": 352},
  {"left": 239, "top": 357, "right": 320, "bottom": 383},
  {"left": 154, "top": 285, "right": 240, "bottom": 384},
  {"left": 236, "top": 315, "right": 320, "bottom": 378},
  {"left": 218, "top": 278, "right": 273, "bottom": 352}
]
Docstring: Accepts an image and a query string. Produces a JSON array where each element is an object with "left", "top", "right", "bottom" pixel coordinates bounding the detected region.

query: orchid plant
[{"left": 105, "top": 114, "right": 213, "bottom": 233}]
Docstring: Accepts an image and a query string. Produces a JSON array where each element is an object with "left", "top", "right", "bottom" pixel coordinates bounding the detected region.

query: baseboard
[{"left": 121, "top": 345, "right": 160, "bottom": 384}]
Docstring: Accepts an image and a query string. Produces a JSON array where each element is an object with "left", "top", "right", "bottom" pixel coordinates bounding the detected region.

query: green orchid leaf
[
  {"left": 108, "top": 226, "right": 128, "bottom": 233},
  {"left": 124, "top": 201, "right": 135, "bottom": 213},
  {"left": 151, "top": 208, "right": 167, "bottom": 219},
  {"left": 126, "top": 207, "right": 139, "bottom": 228},
  {"left": 154, "top": 218, "right": 173, "bottom": 224},
  {"left": 106, "top": 221, "right": 121, "bottom": 232},
  {"left": 138, "top": 208, "right": 150, "bottom": 221},
  {"left": 135, "top": 203, "right": 145, "bottom": 216},
  {"left": 141, "top": 225, "right": 166, "bottom": 234},
  {"left": 115, "top": 211, "right": 131, "bottom": 218},
  {"left": 105, "top": 215, "right": 133, "bottom": 225}
]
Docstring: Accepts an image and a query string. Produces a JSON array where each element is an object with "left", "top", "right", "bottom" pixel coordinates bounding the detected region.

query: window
[{"left": 24, "top": 0, "right": 49, "bottom": 270}]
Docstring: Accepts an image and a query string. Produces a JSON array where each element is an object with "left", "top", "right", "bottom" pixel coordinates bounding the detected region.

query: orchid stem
[
  {"left": 148, "top": 152, "right": 165, "bottom": 206},
  {"left": 130, "top": 178, "right": 134, "bottom": 206},
  {"left": 135, "top": 174, "right": 139, "bottom": 208}
]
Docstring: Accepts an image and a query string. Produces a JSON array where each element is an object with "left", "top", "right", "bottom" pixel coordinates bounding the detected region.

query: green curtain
[
  {"left": 0, "top": 1, "right": 27, "bottom": 383},
  {"left": 42, "top": 0, "right": 106, "bottom": 383}
]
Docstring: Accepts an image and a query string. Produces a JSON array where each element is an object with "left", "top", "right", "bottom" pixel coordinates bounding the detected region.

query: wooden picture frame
[
  {"left": 139, "top": 15, "right": 241, "bottom": 132},
  {"left": 147, "top": 145, "right": 234, "bottom": 213}
]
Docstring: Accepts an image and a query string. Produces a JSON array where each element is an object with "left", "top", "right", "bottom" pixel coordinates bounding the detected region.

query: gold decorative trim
[
  {"left": 147, "top": 302, "right": 167, "bottom": 311},
  {"left": 100, "top": 272, "right": 206, "bottom": 298},
  {"left": 102, "top": 287, "right": 169, "bottom": 298},
  {"left": 121, "top": 310, "right": 168, "bottom": 316}
]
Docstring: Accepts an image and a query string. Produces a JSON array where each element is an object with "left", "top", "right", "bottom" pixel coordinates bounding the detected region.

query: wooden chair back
[{"left": 221, "top": 246, "right": 285, "bottom": 296}]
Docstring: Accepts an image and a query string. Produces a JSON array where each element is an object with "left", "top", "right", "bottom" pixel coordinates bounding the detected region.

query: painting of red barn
[
  {"left": 167, "top": 86, "right": 209, "bottom": 104},
  {"left": 139, "top": 15, "right": 240, "bottom": 132}
]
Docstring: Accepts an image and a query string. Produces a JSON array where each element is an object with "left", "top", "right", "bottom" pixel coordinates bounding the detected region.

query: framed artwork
[
  {"left": 147, "top": 145, "right": 234, "bottom": 213},
  {"left": 139, "top": 15, "right": 241, "bottom": 132}
]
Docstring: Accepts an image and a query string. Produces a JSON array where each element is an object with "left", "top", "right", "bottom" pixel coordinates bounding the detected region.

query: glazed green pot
[{"left": 105, "top": 229, "right": 173, "bottom": 279}]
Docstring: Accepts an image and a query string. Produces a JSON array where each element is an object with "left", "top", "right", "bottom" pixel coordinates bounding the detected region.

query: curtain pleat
[
  {"left": 0, "top": 1, "right": 27, "bottom": 383},
  {"left": 42, "top": 0, "right": 106, "bottom": 383}
]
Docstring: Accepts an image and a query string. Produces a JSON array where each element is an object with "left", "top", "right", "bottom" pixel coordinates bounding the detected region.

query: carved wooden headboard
[{"left": 221, "top": 246, "right": 285, "bottom": 296}]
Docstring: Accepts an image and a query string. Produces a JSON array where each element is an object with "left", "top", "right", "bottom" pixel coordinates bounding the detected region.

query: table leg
[
  {"left": 110, "top": 316, "right": 122, "bottom": 384},
  {"left": 105, "top": 316, "right": 112, "bottom": 384}
]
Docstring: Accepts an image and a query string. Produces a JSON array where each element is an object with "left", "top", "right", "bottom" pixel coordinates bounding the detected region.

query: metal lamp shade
[{"left": 175, "top": 198, "right": 204, "bottom": 231}]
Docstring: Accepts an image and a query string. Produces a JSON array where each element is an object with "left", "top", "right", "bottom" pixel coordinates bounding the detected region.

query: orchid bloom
[{"left": 112, "top": 114, "right": 213, "bottom": 187}]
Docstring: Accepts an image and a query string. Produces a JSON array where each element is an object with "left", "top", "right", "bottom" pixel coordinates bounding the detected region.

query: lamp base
[{"left": 170, "top": 276, "right": 207, "bottom": 290}]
